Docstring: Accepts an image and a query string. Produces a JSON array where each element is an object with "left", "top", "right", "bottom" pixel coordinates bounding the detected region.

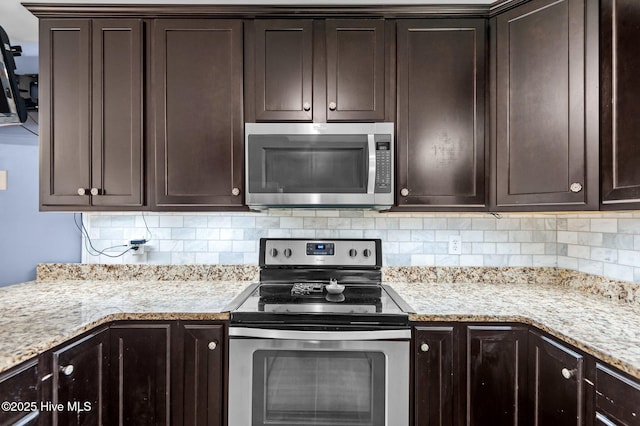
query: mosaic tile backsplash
[{"left": 81, "top": 210, "right": 640, "bottom": 283}]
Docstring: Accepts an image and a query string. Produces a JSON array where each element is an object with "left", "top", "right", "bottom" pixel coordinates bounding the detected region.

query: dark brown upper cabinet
[
  {"left": 39, "top": 19, "right": 144, "bottom": 210},
  {"left": 152, "top": 19, "right": 245, "bottom": 210},
  {"left": 396, "top": 19, "right": 486, "bottom": 211},
  {"left": 601, "top": 0, "right": 640, "bottom": 209},
  {"left": 492, "top": 0, "right": 599, "bottom": 211},
  {"left": 245, "top": 18, "right": 388, "bottom": 123}
]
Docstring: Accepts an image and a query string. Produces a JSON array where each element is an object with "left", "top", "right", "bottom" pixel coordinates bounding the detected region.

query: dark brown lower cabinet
[
  {"left": 528, "top": 330, "right": 585, "bottom": 425},
  {"left": 413, "top": 326, "right": 459, "bottom": 426},
  {"left": 595, "top": 363, "right": 640, "bottom": 426},
  {"left": 172, "top": 322, "right": 227, "bottom": 426},
  {"left": 0, "top": 358, "right": 39, "bottom": 425},
  {"left": 110, "top": 323, "right": 171, "bottom": 425},
  {"left": 46, "top": 326, "right": 110, "bottom": 426},
  {"left": 466, "top": 325, "right": 529, "bottom": 426}
]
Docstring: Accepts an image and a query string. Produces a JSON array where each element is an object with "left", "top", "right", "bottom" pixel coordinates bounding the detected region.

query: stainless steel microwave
[{"left": 245, "top": 122, "right": 394, "bottom": 210}]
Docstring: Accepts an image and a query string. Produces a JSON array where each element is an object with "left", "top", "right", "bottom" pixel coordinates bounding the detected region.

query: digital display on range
[{"left": 306, "top": 242, "right": 335, "bottom": 255}]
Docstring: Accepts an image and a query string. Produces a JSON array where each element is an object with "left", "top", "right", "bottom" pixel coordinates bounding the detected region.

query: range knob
[
  {"left": 269, "top": 248, "right": 278, "bottom": 257},
  {"left": 283, "top": 248, "right": 292, "bottom": 258},
  {"left": 363, "top": 249, "right": 372, "bottom": 258},
  {"left": 349, "top": 249, "right": 358, "bottom": 257}
]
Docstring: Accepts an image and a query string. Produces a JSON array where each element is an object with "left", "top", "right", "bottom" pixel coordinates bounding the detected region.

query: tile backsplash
[{"left": 81, "top": 210, "right": 640, "bottom": 283}]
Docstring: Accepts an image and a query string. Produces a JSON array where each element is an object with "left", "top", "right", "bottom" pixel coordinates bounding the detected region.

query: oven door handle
[{"left": 229, "top": 327, "right": 411, "bottom": 341}]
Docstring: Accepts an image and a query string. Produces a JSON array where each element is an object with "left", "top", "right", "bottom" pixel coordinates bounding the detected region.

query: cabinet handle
[
  {"left": 561, "top": 368, "right": 576, "bottom": 379},
  {"left": 231, "top": 187, "right": 240, "bottom": 196},
  {"left": 569, "top": 182, "right": 583, "bottom": 193},
  {"left": 303, "top": 102, "right": 311, "bottom": 111},
  {"left": 90, "top": 188, "right": 100, "bottom": 196},
  {"left": 420, "top": 343, "right": 429, "bottom": 352},
  {"left": 208, "top": 341, "right": 217, "bottom": 351},
  {"left": 77, "top": 188, "right": 89, "bottom": 196},
  {"left": 60, "top": 364, "right": 74, "bottom": 376},
  {"left": 400, "top": 188, "right": 409, "bottom": 197},
  {"left": 328, "top": 102, "right": 337, "bottom": 111}
]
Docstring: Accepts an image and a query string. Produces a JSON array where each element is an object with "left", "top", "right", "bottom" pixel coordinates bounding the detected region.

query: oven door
[{"left": 228, "top": 328, "right": 410, "bottom": 426}]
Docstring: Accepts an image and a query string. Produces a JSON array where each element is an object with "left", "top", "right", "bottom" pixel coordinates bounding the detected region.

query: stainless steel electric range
[{"left": 226, "top": 238, "right": 412, "bottom": 426}]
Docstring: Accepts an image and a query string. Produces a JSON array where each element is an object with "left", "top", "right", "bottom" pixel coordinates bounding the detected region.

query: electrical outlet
[{"left": 448, "top": 235, "right": 462, "bottom": 255}]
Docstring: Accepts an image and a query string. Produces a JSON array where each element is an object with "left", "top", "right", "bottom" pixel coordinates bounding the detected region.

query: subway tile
[
  {"left": 423, "top": 218, "right": 448, "bottom": 230},
  {"left": 578, "top": 259, "right": 603, "bottom": 276},
  {"left": 601, "top": 233, "right": 633, "bottom": 249},
  {"left": 521, "top": 243, "right": 545, "bottom": 255},
  {"left": 484, "top": 255, "right": 509, "bottom": 266},
  {"left": 184, "top": 240, "right": 208, "bottom": 252},
  {"left": 496, "top": 243, "right": 520, "bottom": 255},
  {"left": 460, "top": 230, "right": 484, "bottom": 242},
  {"left": 171, "top": 228, "right": 196, "bottom": 240},
  {"left": 399, "top": 218, "right": 424, "bottom": 230},
  {"left": 382, "top": 242, "right": 400, "bottom": 254},
  {"left": 460, "top": 255, "right": 484, "bottom": 266},
  {"left": 316, "top": 229, "right": 339, "bottom": 238},
  {"left": 496, "top": 218, "right": 521, "bottom": 230},
  {"left": 291, "top": 229, "right": 316, "bottom": 238},
  {"left": 304, "top": 217, "right": 329, "bottom": 229},
  {"left": 351, "top": 218, "right": 375, "bottom": 229},
  {"left": 339, "top": 210, "right": 364, "bottom": 218},
  {"left": 618, "top": 250, "right": 640, "bottom": 267},
  {"left": 268, "top": 229, "right": 292, "bottom": 238},
  {"left": 557, "top": 243, "right": 568, "bottom": 256},
  {"left": 388, "top": 230, "right": 412, "bottom": 242},
  {"left": 159, "top": 215, "right": 184, "bottom": 228},
  {"left": 327, "top": 218, "right": 352, "bottom": 229},
  {"left": 590, "top": 218, "right": 618, "bottom": 233},
  {"left": 209, "top": 240, "right": 232, "bottom": 252},
  {"left": 590, "top": 247, "right": 617, "bottom": 263},
  {"left": 280, "top": 217, "right": 304, "bottom": 229},
  {"left": 604, "top": 263, "right": 634, "bottom": 282},
  {"left": 339, "top": 230, "right": 364, "bottom": 238},
  {"left": 533, "top": 231, "right": 556, "bottom": 243},
  {"left": 544, "top": 243, "right": 558, "bottom": 255},
  {"left": 244, "top": 228, "right": 268, "bottom": 240},
  {"left": 557, "top": 231, "right": 578, "bottom": 244},
  {"left": 557, "top": 256, "right": 578, "bottom": 270},
  {"left": 208, "top": 216, "right": 231, "bottom": 228},
  {"left": 484, "top": 231, "right": 509, "bottom": 243},
  {"left": 384, "top": 254, "right": 412, "bottom": 266},
  {"left": 447, "top": 218, "right": 472, "bottom": 230},
  {"left": 635, "top": 235, "right": 640, "bottom": 250},
  {"left": 472, "top": 218, "right": 496, "bottom": 230},
  {"left": 111, "top": 215, "right": 136, "bottom": 227},
  {"left": 618, "top": 219, "right": 640, "bottom": 234},
  {"left": 577, "top": 232, "right": 603, "bottom": 247},
  {"left": 195, "top": 252, "right": 219, "bottom": 264},
  {"left": 219, "top": 252, "right": 244, "bottom": 264},
  {"left": 461, "top": 242, "right": 472, "bottom": 255},
  {"left": 567, "top": 218, "right": 590, "bottom": 231},
  {"left": 135, "top": 214, "right": 159, "bottom": 228},
  {"left": 244, "top": 252, "right": 259, "bottom": 264},
  {"left": 184, "top": 215, "right": 208, "bottom": 228},
  {"left": 149, "top": 228, "right": 171, "bottom": 240},
  {"left": 292, "top": 209, "right": 317, "bottom": 217},
  {"left": 363, "top": 230, "right": 387, "bottom": 239},
  {"left": 422, "top": 242, "right": 448, "bottom": 254},
  {"left": 411, "top": 230, "right": 436, "bottom": 242},
  {"left": 231, "top": 216, "right": 256, "bottom": 228},
  {"left": 99, "top": 228, "right": 124, "bottom": 240},
  {"left": 410, "top": 254, "right": 435, "bottom": 266},
  {"left": 557, "top": 218, "right": 568, "bottom": 231},
  {"left": 146, "top": 252, "right": 171, "bottom": 264},
  {"left": 398, "top": 242, "right": 424, "bottom": 254},
  {"left": 267, "top": 208, "right": 292, "bottom": 216},
  {"left": 195, "top": 228, "right": 220, "bottom": 240},
  {"left": 532, "top": 255, "right": 557, "bottom": 267},
  {"left": 315, "top": 210, "right": 340, "bottom": 217},
  {"left": 472, "top": 242, "right": 496, "bottom": 255},
  {"left": 508, "top": 255, "right": 532, "bottom": 267},
  {"left": 160, "top": 240, "right": 183, "bottom": 252},
  {"left": 634, "top": 268, "right": 640, "bottom": 284},
  {"left": 233, "top": 241, "right": 256, "bottom": 253},
  {"left": 435, "top": 255, "right": 460, "bottom": 266},
  {"left": 255, "top": 217, "right": 280, "bottom": 229},
  {"left": 171, "top": 252, "right": 196, "bottom": 264},
  {"left": 220, "top": 229, "right": 244, "bottom": 240},
  {"left": 508, "top": 231, "right": 533, "bottom": 243},
  {"left": 567, "top": 245, "right": 590, "bottom": 260}
]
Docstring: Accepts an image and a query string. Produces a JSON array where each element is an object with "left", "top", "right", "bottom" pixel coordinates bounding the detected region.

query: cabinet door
[
  {"left": 396, "top": 19, "right": 486, "bottom": 210},
  {"left": 52, "top": 327, "right": 109, "bottom": 425},
  {"left": 248, "top": 19, "right": 313, "bottom": 122},
  {"left": 528, "top": 331, "right": 585, "bottom": 425},
  {"left": 153, "top": 19, "right": 244, "bottom": 209},
  {"left": 414, "top": 326, "right": 459, "bottom": 426},
  {"left": 494, "top": 0, "right": 598, "bottom": 210},
  {"left": 595, "top": 363, "right": 640, "bottom": 425},
  {"left": 466, "top": 325, "right": 528, "bottom": 426},
  {"left": 174, "top": 323, "right": 226, "bottom": 426},
  {"left": 0, "top": 359, "right": 39, "bottom": 425},
  {"left": 91, "top": 19, "right": 144, "bottom": 207},
  {"left": 325, "top": 19, "right": 386, "bottom": 121},
  {"left": 601, "top": 0, "right": 640, "bottom": 209},
  {"left": 110, "top": 323, "right": 171, "bottom": 425},
  {"left": 39, "top": 19, "right": 91, "bottom": 207}
]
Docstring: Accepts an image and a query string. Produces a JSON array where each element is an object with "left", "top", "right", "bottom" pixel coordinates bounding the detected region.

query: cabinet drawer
[{"left": 596, "top": 363, "right": 640, "bottom": 425}]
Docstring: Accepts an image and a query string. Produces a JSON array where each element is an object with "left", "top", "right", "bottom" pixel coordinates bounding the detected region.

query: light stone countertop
[
  {"left": 0, "top": 279, "right": 252, "bottom": 374},
  {"left": 1, "top": 270, "right": 639, "bottom": 381},
  {"left": 390, "top": 281, "right": 640, "bottom": 379}
]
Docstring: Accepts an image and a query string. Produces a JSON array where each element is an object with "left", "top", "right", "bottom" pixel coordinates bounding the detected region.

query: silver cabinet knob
[
  {"left": 561, "top": 368, "right": 576, "bottom": 379},
  {"left": 208, "top": 341, "right": 217, "bottom": 351},
  {"left": 77, "top": 188, "right": 87, "bottom": 196},
  {"left": 570, "top": 183, "right": 583, "bottom": 193},
  {"left": 328, "top": 102, "right": 337, "bottom": 111},
  {"left": 420, "top": 343, "right": 429, "bottom": 352},
  {"left": 60, "top": 364, "right": 74, "bottom": 376},
  {"left": 231, "top": 187, "right": 240, "bottom": 196},
  {"left": 400, "top": 188, "right": 409, "bottom": 197},
  {"left": 303, "top": 102, "right": 311, "bottom": 111},
  {"left": 90, "top": 188, "right": 99, "bottom": 196}
]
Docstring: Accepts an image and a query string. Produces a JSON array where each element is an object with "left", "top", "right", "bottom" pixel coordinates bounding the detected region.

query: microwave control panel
[{"left": 374, "top": 134, "right": 392, "bottom": 193}]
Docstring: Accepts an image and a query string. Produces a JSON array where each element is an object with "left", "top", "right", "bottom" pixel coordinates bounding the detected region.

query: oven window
[
  {"left": 252, "top": 350, "right": 385, "bottom": 426},
  {"left": 247, "top": 135, "right": 369, "bottom": 193}
]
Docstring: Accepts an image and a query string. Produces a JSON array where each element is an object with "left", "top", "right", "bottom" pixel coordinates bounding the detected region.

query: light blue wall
[{"left": 0, "top": 128, "right": 80, "bottom": 286}]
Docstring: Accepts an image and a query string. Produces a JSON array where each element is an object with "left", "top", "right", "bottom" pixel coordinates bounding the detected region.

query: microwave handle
[{"left": 367, "top": 135, "right": 376, "bottom": 194}]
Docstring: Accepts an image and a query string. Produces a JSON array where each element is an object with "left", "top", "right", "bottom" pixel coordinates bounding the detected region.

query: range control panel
[{"left": 261, "top": 238, "right": 380, "bottom": 267}]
